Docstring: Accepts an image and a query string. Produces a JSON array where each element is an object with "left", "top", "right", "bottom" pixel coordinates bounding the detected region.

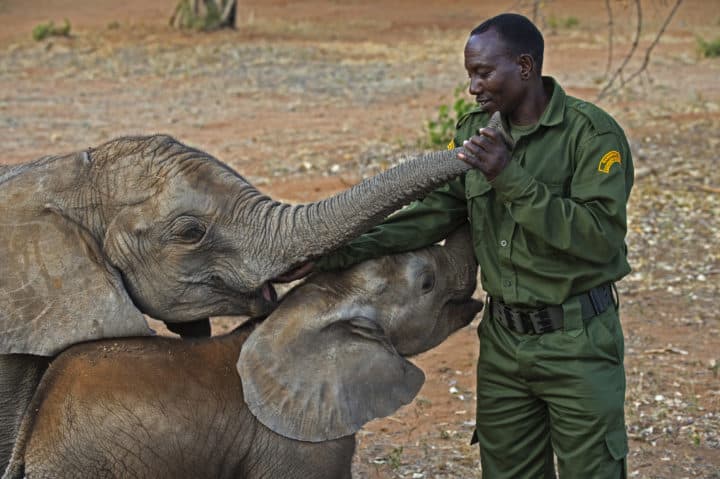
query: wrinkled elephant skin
[{"left": 4, "top": 228, "right": 481, "bottom": 479}]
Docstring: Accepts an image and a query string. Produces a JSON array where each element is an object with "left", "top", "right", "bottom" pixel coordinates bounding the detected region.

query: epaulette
[
  {"left": 456, "top": 105, "right": 486, "bottom": 130},
  {"left": 567, "top": 97, "right": 615, "bottom": 134}
]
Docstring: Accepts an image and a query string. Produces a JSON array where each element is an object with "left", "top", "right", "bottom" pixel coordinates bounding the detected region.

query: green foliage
[
  {"left": 564, "top": 16, "right": 580, "bottom": 28},
  {"left": 386, "top": 446, "right": 404, "bottom": 469},
  {"left": 696, "top": 36, "right": 720, "bottom": 58},
  {"left": 172, "top": 0, "right": 230, "bottom": 31},
  {"left": 32, "top": 19, "right": 71, "bottom": 41},
  {"left": 548, "top": 14, "right": 580, "bottom": 30},
  {"left": 425, "top": 84, "right": 475, "bottom": 148},
  {"left": 203, "top": 1, "right": 223, "bottom": 29}
]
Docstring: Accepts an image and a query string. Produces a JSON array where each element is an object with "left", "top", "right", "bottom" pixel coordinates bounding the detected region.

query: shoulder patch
[{"left": 598, "top": 150, "right": 621, "bottom": 173}]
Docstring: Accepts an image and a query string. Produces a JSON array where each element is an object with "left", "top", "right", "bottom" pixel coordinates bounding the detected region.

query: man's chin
[{"left": 477, "top": 101, "right": 496, "bottom": 113}]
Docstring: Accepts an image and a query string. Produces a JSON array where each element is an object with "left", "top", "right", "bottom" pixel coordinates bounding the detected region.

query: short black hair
[{"left": 470, "top": 13, "right": 544, "bottom": 74}]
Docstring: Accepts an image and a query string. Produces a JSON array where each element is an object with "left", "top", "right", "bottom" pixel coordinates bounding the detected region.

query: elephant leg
[{"left": 0, "top": 354, "right": 50, "bottom": 475}]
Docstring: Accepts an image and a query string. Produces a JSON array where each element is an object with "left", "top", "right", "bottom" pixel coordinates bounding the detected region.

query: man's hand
[{"left": 458, "top": 127, "right": 512, "bottom": 181}]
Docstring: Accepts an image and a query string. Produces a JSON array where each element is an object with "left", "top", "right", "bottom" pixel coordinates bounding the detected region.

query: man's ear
[{"left": 518, "top": 53, "right": 534, "bottom": 79}]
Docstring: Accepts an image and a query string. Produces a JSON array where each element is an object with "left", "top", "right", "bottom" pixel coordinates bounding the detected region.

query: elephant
[
  {"left": 0, "top": 112, "right": 509, "bottom": 470},
  {"left": 3, "top": 226, "right": 482, "bottom": 479}
]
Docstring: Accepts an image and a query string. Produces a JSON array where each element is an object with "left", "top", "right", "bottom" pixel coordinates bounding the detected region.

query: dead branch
[
  {"left": 597, "top": 0, "right": 684, "bottom": 100},
  {"left": 603, "top": 0, "right": 614, "bottom": 79},
  {"left": 220, "top": 0, "right": 237, "bottom": 26},
  {"left": 596, "top": 0, "right": 643, "bottom": 100},
  {"left": 170, "top": 0, "right": 237, "bottom": 30},
  {"left": 532, "top": 0, "right": 542, "bottom": 24},
  {"left": 612, "top": 0, "right": 683, "bottom": 93},
  {"left": 692, "top": 184, "right": 720, "bottom": 194}
]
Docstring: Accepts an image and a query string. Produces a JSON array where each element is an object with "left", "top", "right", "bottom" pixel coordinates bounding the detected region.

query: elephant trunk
[
  {"left": 257, "top": 148, "right": 470, "bottom": 276},
  {"left": 442, "top": 224, "right": 478, "bottom": 293}
]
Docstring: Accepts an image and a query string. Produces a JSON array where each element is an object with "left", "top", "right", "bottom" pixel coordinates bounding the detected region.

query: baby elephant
[{"left": 4, "top": 227, "right": 481, "bottom": 479}]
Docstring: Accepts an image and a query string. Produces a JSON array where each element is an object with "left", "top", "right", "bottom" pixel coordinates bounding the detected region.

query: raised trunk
[{"left": 255, "top": 147, "right": 470, "bottom": 275}]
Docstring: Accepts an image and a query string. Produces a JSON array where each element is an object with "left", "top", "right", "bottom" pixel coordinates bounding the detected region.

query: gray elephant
[
  {"left": 3, "top": 227, "right": 482, "bottom": 479},
  {"left": 0, "top": 125, "right": 479, "bottom": 471}
]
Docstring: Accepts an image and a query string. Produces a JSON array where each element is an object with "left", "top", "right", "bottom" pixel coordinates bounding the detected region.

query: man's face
[{"left": 464, "top": 29, "right": 525, "bottom": 115}]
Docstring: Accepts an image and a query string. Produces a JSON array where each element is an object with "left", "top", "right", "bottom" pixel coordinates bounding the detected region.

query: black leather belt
[{"left": 490, "top": 283, "right": 615, "bottom": 335}]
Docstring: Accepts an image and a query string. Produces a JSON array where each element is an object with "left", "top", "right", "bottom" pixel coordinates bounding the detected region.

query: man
[{"left": 313, "top": 13, "right": 633, "bottom": 478}]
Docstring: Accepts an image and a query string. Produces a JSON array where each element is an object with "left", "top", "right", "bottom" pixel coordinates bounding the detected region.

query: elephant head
[
  {"left": 238, "top": 225, "right": 481, "bottom": 442},
  {"left": 0, "top": 113, "right": 505, "bottom": 357},
  {"left": 3, "top": 230, "right": 479, "bottom": 479}
]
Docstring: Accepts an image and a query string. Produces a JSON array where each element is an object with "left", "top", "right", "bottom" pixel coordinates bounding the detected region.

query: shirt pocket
[
  {"left": 465, "top": 173, "right": 493, "bottom": 239},
  {"left": 522, "top": 181, "right": 566, "bottom": 258}
]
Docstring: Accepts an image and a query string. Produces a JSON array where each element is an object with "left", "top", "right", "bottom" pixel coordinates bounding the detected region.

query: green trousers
[{"left": 475, "top": 301, "right": 628, "bottom": 478}]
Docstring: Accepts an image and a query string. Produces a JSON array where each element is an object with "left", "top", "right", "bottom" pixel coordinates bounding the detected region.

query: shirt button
[
  {"left": 500, "top": 240, "right": 508, "bottom": 247},
  {"left": 504, "top": 280, "right": 512, "bottom": 287}
]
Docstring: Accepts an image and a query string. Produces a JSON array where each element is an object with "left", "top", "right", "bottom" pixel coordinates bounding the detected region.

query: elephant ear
[
  {"left": 0, "top": 203, "right": 152, "bottom": 356},
  {"left": 238, "top": 301, "right": 425, "bottom": 442}
]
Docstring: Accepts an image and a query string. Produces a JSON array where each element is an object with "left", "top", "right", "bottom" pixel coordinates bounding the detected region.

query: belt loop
[
  {"left": 561, "top": 296, "right": 583, "bottom": 337},
  {"left": 611, "top": 282, "right": 620, "bottom": 310},
  {"left": 588, "top": 287, "right": 602, "bottom": 315}
]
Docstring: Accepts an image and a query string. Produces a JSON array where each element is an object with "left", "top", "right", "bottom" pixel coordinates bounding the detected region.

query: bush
[
  {"left": 170, "top": 0, "right": 233, "bottom": 31},
  {"left": 697, "top": 36, "right": 720, "bottom": 58},
  {"left": 425, "top": 85, "right": 475, "bottom": 148},
  {"left": 32, "top": 19, "right": 71, "bottom": 41},
  {"left": 548, "top": 14, "right": 580, "bottom": 30}
]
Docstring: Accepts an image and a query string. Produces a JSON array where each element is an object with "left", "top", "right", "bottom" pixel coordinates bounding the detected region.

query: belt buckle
[
  {"left": 517, "top": 311, "right": 533, "bottom": 335},
  {"left": 494, "top": 300, "right": 528, "bottom": 335},
  {"left": 501, "top": 304, "right": 525, "bottom": 334},
  {"left": 530, "top": 308, "right": 554, "bottom": 334}
]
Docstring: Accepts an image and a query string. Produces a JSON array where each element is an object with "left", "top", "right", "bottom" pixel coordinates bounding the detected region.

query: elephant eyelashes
[{"left": 169, "top": 216, "right": 207, "bottom": 244}]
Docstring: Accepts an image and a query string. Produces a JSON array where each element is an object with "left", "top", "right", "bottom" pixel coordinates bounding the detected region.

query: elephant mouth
[
  {"left": 444, "top": 297, "right": 484, "bottom": 326},
  {"left": 261, "top": 282, "right": 278, "bottom": 303}
]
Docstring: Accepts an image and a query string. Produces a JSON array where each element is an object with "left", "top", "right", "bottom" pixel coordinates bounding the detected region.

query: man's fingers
[
  {"left": 463, "top": 138, "right": 485, "bottom": 155},
  {"left": 477, "top": 127, "right": 500, "bottom": 143}
]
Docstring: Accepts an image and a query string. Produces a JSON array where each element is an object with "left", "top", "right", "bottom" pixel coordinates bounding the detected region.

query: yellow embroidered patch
[
  {"left": 598, "top": 150, "right": 621, "bottom": 173},
  {"left": 447, "top": 139, "right": 455, "bottom": 150}
]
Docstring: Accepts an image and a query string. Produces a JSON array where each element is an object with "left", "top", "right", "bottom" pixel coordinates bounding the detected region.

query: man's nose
[{"left": 468, "top": 78, "right": 482, "bottom": 95}]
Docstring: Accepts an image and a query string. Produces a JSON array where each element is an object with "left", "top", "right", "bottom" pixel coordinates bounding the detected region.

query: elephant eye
[
  {"left": 419, "top": 270, "right": 435, "bottom": 294},
  {"left": 170, "top": 216, "right": 206, "bottom": 244}
]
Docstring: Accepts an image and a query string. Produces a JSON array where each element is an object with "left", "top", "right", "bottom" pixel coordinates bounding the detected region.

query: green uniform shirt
[{"left": 318, "top": 77, "right": 634, "bottom": 308}]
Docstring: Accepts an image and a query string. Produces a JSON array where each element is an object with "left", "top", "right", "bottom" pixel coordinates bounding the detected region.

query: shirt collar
[{"left": 537, "top": 76, "right": 566, "bottom": 127}]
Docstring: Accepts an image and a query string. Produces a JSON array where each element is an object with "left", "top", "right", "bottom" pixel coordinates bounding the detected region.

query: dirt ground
[{"left": 1, "top": 0, "right": 719, "bottom": 477}]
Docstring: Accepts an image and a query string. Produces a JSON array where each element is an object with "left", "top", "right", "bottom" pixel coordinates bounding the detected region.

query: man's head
[{"left": 464, "top": 13, "right": 544, "bottom": 116}]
